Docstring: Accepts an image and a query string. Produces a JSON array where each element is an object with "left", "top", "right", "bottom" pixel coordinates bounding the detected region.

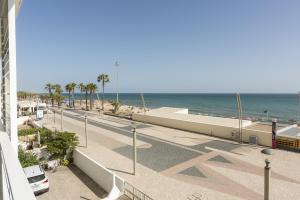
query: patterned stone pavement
[{"left": 41, "top": 110, "right": 300, "bottom": 200}]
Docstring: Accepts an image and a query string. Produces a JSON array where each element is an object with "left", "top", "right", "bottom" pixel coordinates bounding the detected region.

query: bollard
[
  {"left": 61, "top": 107, "right": 63, "bottom": 131},
  {"left": 53, "top": 110, "right": 56, "bottom": 125},
  {"left": 85, "top": 115, "right": 88, "bottom": 148}
]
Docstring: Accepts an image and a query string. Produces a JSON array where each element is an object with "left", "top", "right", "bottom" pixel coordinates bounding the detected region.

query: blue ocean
[{"left": 68, "top": 93, "right": 299, "bottom": 123}]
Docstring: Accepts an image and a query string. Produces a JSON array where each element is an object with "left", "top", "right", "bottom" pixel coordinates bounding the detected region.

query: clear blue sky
[{"left": 16, "top": 0, "right": 300, "bottom": 93}]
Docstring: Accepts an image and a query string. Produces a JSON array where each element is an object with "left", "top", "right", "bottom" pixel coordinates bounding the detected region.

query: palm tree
[
  {"left": 45, "top": 83, "right": 55, "bottom": 106},
  {"left": 65, "top": 84, "right": 73, "bottom": 107},
  {"left": 83, "top": 84, "right": 88, "bottom": 110},
  {"left": 54, "top": 84, "right": 63, "bottom": 106},
  {"left": 70, "top": 83, "right": 76, "bottom": 108},
  {"left": 78, "top": 83, "right": 85, "bottom": 106},
  {"left": 86, "top": 83, "right": 97, "bottom": 110},
  {"left": 97, "top": 74, "right": 110, "bottom": 110}
]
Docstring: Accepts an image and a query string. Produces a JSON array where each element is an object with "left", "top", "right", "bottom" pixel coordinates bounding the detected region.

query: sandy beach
[{"left": 70, "top": 100, "right": 149, "bottom": 116}]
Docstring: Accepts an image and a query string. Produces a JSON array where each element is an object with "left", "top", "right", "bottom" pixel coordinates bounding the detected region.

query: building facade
[
  {"left": 0, "top": 0, "right": 21, "bottom": 152},
  {"left": 0, "top": 0, "right": 36, "bottom": 199}
]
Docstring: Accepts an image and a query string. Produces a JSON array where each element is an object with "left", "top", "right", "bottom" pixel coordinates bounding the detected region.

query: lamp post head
[
  {"left": 131, "top": 122, "right": 137, "bottom": 130},
  {"left": 261, "top": 148, "right": 273, "bottom": 167},
  {"left": 261, "top": 148, "right": 273, "bottom": 156}
]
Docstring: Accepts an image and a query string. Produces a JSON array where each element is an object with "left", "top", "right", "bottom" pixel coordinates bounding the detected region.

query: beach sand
[{"left": 71, "top": 100, "right": 149, "bottom": 116}]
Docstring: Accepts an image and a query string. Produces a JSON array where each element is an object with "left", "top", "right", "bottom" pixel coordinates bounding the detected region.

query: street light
[
  {"left": 261, "top": 148, "right": 273, "bottom": 200},
  {"left": 131, "top": 122, "right": 137, "bottom": 175},
  {"left": 298, "top": 91, "right": 300, "bottom": 126},
  {"left": 114, "top": 61, "right": 119, "bottom": 103}
]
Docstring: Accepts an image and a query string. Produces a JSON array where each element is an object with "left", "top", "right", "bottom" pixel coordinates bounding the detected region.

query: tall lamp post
[
  {"left": 298, "top": 91, "right": 300, "bottom": 126},
  {"left": 236, "top": 93, "right": 243, "bottom": 143},
  {"left": 115, "top": 61, "right": 119, "bottom": 103},
  {"left": 261, "top": 148, "right": 273, "bottom": 200},
  {"left": 131, "top": 122, "right": 137, "bottom": 175}
]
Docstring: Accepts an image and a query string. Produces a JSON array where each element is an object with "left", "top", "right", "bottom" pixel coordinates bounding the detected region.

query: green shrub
[
  {"left": 61, "top": 159, "right": 69, "bottom": 166},
  {"left": 111, "top": 101, "right": 121, "bottom": 114},
  {"left": 47, "top": 131, "right": 78, "bottom": 160},
  {"left": 18, "top": 128, "right": 40, "bottom": 136},
  {"left": 40, "top": 128, "right": 54, "bottom": 145},
  {"left": 18, "top": 149, "right": 39, "bottom": 168}
]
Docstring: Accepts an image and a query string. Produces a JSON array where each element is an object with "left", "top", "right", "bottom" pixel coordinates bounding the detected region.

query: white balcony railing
[{"left": 0, "top": 132, "right": 36, "bottom": 200}]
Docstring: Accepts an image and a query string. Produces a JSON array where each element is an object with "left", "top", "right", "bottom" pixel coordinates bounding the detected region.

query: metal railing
[
  {"left": 0, "top": 133, "right": 36, "bottom": 200},
  {"left": 124, "top": 182, "right": 153, "bottom": 200}
]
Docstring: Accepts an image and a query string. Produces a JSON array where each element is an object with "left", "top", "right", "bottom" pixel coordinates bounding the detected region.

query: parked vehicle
[{"left": 23, "top": 165, "right": 49, "bottom": 195}]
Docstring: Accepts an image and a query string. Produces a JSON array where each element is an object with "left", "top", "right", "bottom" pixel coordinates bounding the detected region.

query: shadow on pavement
[{"left": 68, "top": 164, "right": 107, "bottom": 199}]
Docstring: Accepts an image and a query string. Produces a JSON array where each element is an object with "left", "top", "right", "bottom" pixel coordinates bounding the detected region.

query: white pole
[
  {"left": 298, "top": 91, "right": 300, "bottom": 126},
  {"left": 236, "top": 93, "right": 243, "bottom": 143},
  {"left": 37, "top": 131, "right": 41, "bottom": 147},
  {"left": 140, "top": 93, "right": 146, "bottom": 113},
  {"left": 264, "top": 159, "right": 270, "bottom": 200},
  {"left": 115, "top": 61, "right": 119, "bottom": 103},
  {"left": 53, "top": 110, "right": 56, "bottom": 125},
  {"left": 133, "top": 126, "right": 136, "bottom": 175},
  {"left": 61, "top": 107, "right": 63, "bottom": 132},
  {"left": 85, "top": 115, "right": 88, "bottom": 148},
  {"left": 239, "top": 94, "right": 243, "bottom": 143}
]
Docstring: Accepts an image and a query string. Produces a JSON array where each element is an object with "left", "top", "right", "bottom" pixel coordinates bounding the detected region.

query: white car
[{"left": 23, "top": 165, "right": 49, "bottom": 195}]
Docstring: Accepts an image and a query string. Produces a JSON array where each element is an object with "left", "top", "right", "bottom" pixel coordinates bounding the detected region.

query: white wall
[
  {"left": 133, "top": 113, "right": 272, "bottom": 147},
  {"left": 73, "top": 149, "right": 124, "bottom": 199}
]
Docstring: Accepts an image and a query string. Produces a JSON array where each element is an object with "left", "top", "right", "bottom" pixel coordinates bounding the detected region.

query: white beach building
[{"left": 0, "top": 0, "right": 36, "bottom": 199}]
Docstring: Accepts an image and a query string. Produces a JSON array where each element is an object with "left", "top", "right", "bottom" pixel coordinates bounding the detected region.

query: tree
[
  {"left": 78, "top": 83, "right": 85, "bottom": 106},
  {"left": 70, "top": 83, "right": 76, "bottom": 108},
  {"left": 54, "top": 84, "right": 63, "bottom": 106},
  {"left": 86, "top": 83, "right": 97, "bottom": 110},
  {"left": 83, "top": 85, "right": 88, "bottom": 110},
  {"left": 47, "top": 131, "right": 78, "bottom": 160},
  {"left": 45, "top": 83, "right": 55, "bottom": 107},
  {"left": 97, "top": 74, "right": 110, "bottom": 110},
  {"left": 65, "top": 84, "right": 73, "bottom": 107}
]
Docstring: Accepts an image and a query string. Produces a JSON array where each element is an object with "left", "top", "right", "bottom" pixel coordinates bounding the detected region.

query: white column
[{"left": 7, "top": 0, "right": 18, "bottom": 153}]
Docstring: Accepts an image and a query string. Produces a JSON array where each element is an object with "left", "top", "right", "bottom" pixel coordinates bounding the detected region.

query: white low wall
[
  {"left": 73, "top": 149, "right": 124, "bottom": 200},
  {"left": 17, "top": 116, "right": 30, "bottom": 126},
  {"left": 133, "top": 113, "right": 272, "bottom": 147}
]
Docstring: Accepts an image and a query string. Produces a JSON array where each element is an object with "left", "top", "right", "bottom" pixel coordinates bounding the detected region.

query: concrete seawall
[{"left": 133, "top": 107, "right": 272, "bottom": 147}]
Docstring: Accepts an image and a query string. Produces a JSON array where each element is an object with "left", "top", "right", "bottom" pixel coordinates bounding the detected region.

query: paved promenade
[{"left": 40, "top": 109, "right": 300, "bottom": 200}]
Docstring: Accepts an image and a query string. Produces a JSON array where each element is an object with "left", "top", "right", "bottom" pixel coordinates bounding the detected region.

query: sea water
[{"left": 68, "top": 93, "right": 299, "bottom": 123}]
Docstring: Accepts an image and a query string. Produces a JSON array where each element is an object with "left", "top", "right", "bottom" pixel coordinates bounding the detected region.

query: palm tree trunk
[
  {"left": 85, "top": 91, "right": 88, "bottom": 110},
  {"left": 68, "top": 92, "right": 71, "bottom": 107},
  {"left": 80, "top": 90, "right": 82, "bottom": 106},
  {"left": 72, "top": 91, "right": 75, "bottom": 109},
  {"left": 51, "top": 95, "right": 54, "bottom": 107},
  {"left": 90, "top": 92, "right": 93, "bottom": 110}
]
